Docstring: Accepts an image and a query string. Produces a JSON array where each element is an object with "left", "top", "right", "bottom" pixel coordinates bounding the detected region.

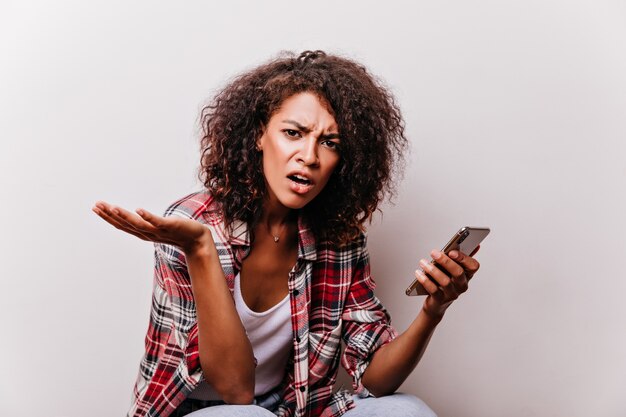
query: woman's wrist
[
  {"left": 421, "top": 299, "right": 449, "bottom": 323},
  {"left": 183, "top": 229, "right": 217, "bottom": 258}
]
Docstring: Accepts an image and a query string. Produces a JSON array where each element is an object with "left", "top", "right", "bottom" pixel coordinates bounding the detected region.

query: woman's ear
[{"left": 256, "top": 134, "right": 264, "bottom": 151}]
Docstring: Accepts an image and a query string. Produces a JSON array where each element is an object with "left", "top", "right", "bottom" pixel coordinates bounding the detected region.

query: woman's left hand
[{"left": 414, "top": 248, "right": 481, "bottom": 319}]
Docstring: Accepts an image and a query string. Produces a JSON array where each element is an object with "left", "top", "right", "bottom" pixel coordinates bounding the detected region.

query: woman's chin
[{"left": 276, "top": 193, "right": 316, "bottom": 211}]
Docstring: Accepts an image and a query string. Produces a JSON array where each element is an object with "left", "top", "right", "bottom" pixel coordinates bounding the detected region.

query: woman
[{"left": 93, "top": 50, "right": 480, "bottom": 417}]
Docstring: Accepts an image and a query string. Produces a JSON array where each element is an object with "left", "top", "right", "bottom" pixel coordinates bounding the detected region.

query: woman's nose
[{"left": 297, "top": 137, "right": 320, "bottom": 166}]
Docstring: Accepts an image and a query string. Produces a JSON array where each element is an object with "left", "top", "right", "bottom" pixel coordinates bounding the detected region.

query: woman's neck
[
  {"left": 261, "top": 196, "right": 294, "bottom": 226},
  {"left": 259, "top": 198, "right": 297, "bottom": 244}
]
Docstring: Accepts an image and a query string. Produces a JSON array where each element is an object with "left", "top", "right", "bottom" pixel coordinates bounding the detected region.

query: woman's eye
[
  {"left": 284, "top": 129, "right": 300, "bottom": 138},
  {"left": 322, "top": 140, "right": 340, "bottom": 151}
]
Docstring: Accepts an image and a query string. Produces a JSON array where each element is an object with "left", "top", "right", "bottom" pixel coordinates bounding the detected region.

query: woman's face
[{"left": 257, "top": 92, "right": 341, "bottom": 211}]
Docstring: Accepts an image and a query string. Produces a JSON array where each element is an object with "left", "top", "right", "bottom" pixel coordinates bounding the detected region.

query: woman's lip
[
  {"left": 287, "top": 171, "right": 315, "bottom": 185},
  {"left": 288, "top": 177, "right": 314, "bottom": 194}
]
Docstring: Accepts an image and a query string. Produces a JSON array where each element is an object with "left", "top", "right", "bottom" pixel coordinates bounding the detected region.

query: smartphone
[{"left": 405, "top": 226, "right": 490, "bottom": 296}]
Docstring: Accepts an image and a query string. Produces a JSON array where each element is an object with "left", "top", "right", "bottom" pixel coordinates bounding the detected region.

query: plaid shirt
[{"left": 128, "top": 191, "right": 397, "bottom": 417}]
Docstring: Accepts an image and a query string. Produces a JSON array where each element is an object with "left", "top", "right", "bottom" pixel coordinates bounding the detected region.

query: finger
[
  {"left": 93, "top": 205, "right": 130, "bottom": 230},
  {"left": 121, "top": 208, "right": 179, "bottom": 241},
  {"left": 94, "top": 201, "right": 116, "bottom": 214},
  {"left": 419, "top": 259, "right": 458, "bottom": 300},
  {"left": 448, "top": 250, "right": 480, "bottom": 278},
  {"left": 94, "top": 203, "right": 182, "bottom": 246},
  {"left": 135, "top": 208, "right": 165, "bottom": 228},
  {"left": 431, "top": 250, "right": 468, "bottom": 293},
  {"left": 415, "top": 269, "right": 439, "bottom": 295},
  {"left": 420, "top": 258, "right": 463, "bottom": 300},
  {"left": 419, "top": 258, "right": 451, "bottom": 287},
  {"left": 93, "top": 203, "right": 160, "bottom": 239},
  {"left": 92, "top": 207, "right": 153, "bottom": 241},
  {"left": 133, "top": 210, "right": 188, "bottom": 245},
  {"left": 95, "top": 204, "right": 149, "bottom": 234},
  {"left": 106, "top": 205, "right": 160, "bottom": 235},
  {"left": 430, "top": 250, "right": 464, "bottom": 279}
]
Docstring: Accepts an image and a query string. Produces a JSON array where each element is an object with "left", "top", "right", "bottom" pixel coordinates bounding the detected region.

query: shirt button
[
  {"left": 293, "top": 289, "right": 300, "bottom": 296},
  {"left": 300, "top": 386, "right": 306, "bottom": 392},
  {"left": 295, "top": 336, "right": 301, "bottom": 343}
]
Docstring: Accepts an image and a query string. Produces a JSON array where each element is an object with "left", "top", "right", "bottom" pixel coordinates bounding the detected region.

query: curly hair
[{"left": 199, "top": 50, "right": 407, "bottom": 245}]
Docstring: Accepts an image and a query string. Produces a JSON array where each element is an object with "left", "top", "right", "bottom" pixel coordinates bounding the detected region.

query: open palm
[{"left": 93, "top": 201, "right": 212, "bottom": 253}]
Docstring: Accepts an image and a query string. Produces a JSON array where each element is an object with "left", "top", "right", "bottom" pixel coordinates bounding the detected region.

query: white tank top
[{"left": 188, "top": 272, "right": 293, "bottom": 400}]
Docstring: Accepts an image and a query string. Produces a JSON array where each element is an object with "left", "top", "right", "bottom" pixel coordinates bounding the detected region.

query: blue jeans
[
  {"left": 177, "top": 393, "right": 436, "bottom": 417},
  {"left": 344, "top": 393, "right": 437, "bottom": 417}
]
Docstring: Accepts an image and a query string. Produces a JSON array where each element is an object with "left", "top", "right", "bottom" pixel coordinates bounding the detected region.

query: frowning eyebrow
[{"left": 282, "top": 119, "right": 340, "bottom": 140}]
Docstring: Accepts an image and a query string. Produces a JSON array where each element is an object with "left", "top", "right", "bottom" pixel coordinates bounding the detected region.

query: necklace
[{"left": 269, "top": 222, "right": 288, "bottom": 243}]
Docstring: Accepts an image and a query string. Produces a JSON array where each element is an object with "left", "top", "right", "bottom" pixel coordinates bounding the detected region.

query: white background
[{"left": 1, "top": 1, "right": 625, "bottom": 416}]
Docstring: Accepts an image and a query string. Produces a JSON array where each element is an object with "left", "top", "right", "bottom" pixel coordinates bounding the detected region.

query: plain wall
[{"left": 1, "top": 1, "right": 625, "bottom": 416}]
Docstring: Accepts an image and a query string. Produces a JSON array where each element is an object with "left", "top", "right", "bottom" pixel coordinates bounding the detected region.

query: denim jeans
[
  {"left": 344, "top": 393, "right": 437, "bottom": 417},
  {"left": 173, "top": 393, "right": 436, "bottom": 417}
]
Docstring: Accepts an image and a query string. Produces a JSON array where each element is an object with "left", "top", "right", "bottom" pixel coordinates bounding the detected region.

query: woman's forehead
[
  {"left": 270, "top": 92, "right": 337, "bottom": 130},
  {"left": 275, "top": 92, "right": 330, "bottom": 114}
]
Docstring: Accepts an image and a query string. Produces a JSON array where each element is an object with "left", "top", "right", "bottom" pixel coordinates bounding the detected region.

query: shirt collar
[
  {"left": 228, "top": 219, "right": 249, "bottom": 246},
  {"left": 296, "top": 215, "right": 317, "bottom": 261}
]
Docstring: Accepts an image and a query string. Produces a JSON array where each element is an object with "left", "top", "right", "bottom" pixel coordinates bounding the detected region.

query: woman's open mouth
[{"left": 288, "top": 174, "right": 314, "bottom": 194}]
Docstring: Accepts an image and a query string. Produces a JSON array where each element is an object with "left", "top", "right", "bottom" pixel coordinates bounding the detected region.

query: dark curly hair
[{"left": 199, "top": 50, "right": 407, "bottom": 245}]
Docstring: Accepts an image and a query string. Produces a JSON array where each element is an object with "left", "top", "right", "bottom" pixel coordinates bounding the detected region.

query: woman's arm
[
  {"left": 93, "top": 202, "right": 256, "bottom": 404},
  {"left": 185, "top": 236, "right": 256, "bottom": 404},
  {"left": 361, "top": 249, "right": 480, "bottom": 397}
]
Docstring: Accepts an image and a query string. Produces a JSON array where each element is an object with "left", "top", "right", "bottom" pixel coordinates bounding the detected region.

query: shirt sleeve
[
  {"left": 340, "top": 237, "right": 398, "bottom": 398},
  {"left": 152, "top": 241, "right": 202, "bottom": 374},
  {"left": 129, "top": 241, "right": 201, "bottom": 417},
  {"left": 130, "top": 194, "right": 216, "bottom": 416}
]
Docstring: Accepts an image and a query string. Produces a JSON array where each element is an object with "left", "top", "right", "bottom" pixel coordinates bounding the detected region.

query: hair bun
[{"left": 298, "top": 50, "right": 326, "bottom": 63}]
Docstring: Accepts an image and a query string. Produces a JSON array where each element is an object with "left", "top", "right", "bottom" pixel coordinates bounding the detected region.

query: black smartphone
[{"left": 405, "top": 226, "right": 490, "bottom": 296}]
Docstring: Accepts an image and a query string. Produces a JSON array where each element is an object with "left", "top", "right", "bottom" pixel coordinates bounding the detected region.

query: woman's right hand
[{"left": 92, "top": 201, "right": 214, "bottom": 255}]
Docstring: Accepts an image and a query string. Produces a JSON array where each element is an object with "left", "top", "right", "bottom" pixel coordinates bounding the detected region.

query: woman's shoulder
[
  {"left": 162, "top": 190, "right": 221, "bottom": 223},
  {"left": 316, "top": 231, "right": 368, "bottom": 257}
]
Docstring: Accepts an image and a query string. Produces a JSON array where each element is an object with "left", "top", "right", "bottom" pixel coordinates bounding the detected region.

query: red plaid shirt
[{"left": 128, "top": 191, "right": 397, "bottom": 417}]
